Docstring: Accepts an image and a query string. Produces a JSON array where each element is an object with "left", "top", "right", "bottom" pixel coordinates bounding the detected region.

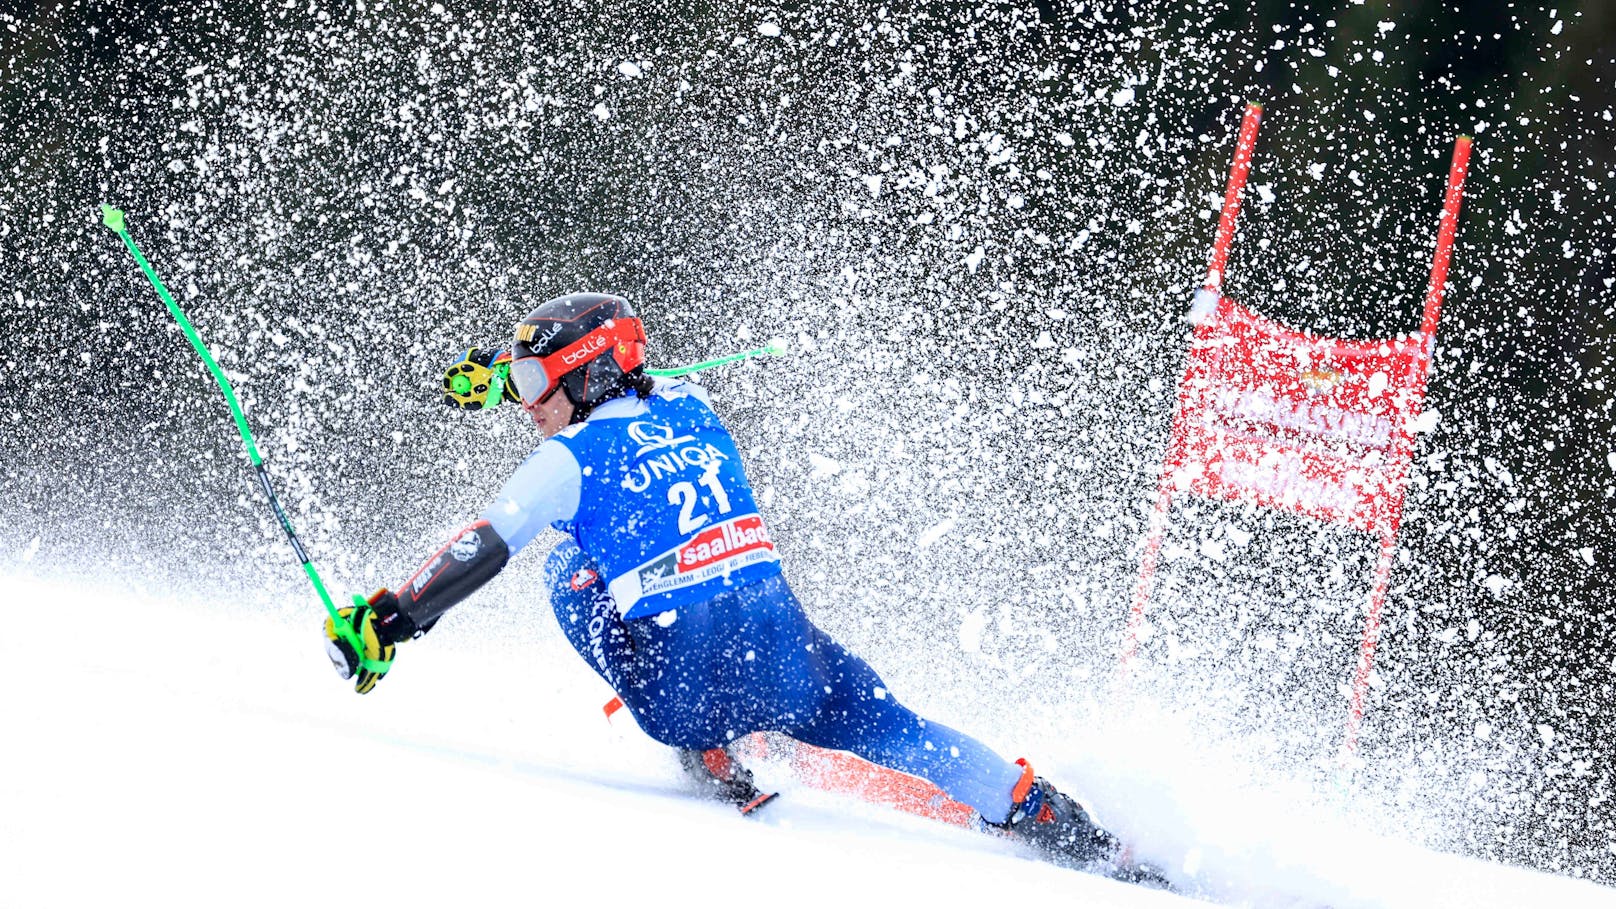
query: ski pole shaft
[
  {"left": 645, "top": 337, "right": 789, "bottom": 377},
  {"left": 101, "top": 207, "right": 263, "bottom": 464},
  {"left": 100, "top": 205, "right": 375, "bottom": 666}
]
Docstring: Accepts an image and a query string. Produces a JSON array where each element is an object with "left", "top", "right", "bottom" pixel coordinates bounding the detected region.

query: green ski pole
[
  {"left": 99, "top": 204, "right": 385, "bottom": 672},
  {"left": 645, "top": 337, "right": 789, "bottom": 378}
]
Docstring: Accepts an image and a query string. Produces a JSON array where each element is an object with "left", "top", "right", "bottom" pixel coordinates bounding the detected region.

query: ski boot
[
  {"left": 999, "top": 760, "right": 1175, "bottom": 888},
  {"left": 678, "top": 746, "right": 778, "bottom": 816},
  {"left": 999, "top": 759, "right": 1123, "bottom": 870}
]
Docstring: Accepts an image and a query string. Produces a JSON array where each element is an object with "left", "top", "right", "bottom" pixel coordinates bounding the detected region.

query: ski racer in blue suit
[{"left": 324, "top": 292, "right": 1124, "bottom": 870}]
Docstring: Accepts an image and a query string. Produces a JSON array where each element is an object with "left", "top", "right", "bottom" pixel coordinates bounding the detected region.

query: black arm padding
[{"left": 394, "top": 520, "right": 512, "bottom": 635}]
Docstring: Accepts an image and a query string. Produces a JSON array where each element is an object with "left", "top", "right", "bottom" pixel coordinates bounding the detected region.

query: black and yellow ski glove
[
  {"left": 442, "top": 347, "right": 518, "bottom": 410},
  {"left": 324, "top": 589, "right": 410, "bottom": 694}
]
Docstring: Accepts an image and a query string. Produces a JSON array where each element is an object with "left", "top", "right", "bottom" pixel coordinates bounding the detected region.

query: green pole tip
[
  {"left": 100, "top": 205, "right": 125, "bottom": 231},
  {"left": 764, "top": 337, "right": 790, "bottom": 357}
]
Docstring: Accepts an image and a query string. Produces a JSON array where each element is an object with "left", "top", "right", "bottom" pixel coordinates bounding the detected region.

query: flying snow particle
[
  {"left": 1483, "top": 574, "right": 1512, "bottom": 597},
  {"left": 1409, "top": 409, "right": 1439, "bottom": 433},
  {"left": 1307, "top": 162, "right": 1326, "bottom": 180},
  {"left": 1551, "top": 19, "right": 1563, "bottom": 35},
  {"left": 964, "top": 246, "right": 985, "bottom": 274},
  {"left": 1578, "top": 547, "right": 1596, "bottom": 566},
  {"left": 1110, "top": 87, "right": 1135, "bottom": 107},
  {"left": 591, "top": 103, "right": 611, "bottom": 121},
  {"left": 809, "top": 453, "right": 841, "bottom": 479},
  {"left": 758, "top": 21, "right": 781, "bottom": 37},
  {"left": 958, "top": 606, "right": 987, "bottom": 654},
  {"left": 862, "top": 174, "right": 882, "bottom": 197},
  {"left": 1032, "top": 330, "right": 1055, "bottom": 349},
  {"left": 617, "top": 61, "right": 642, "bottom": 78},
  {"left": 917, "top": 519, "right": 955, "bottom": 549},
  {"left": 20, "top": 536, "right": 40, "bottom": 562}
]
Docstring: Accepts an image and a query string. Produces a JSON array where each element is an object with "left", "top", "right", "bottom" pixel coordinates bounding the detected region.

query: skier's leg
[
  {"left": 752, "top": 580, "right": 1023, "bottom": 823},
  {"left": 542, "top": 539, "right": 636, "bottom": 693},
  {"left": 771, "top": 592, "right": 1122, "bottom": 867},
  {"left": 793, "top": 627, "right": 1024, "bottom": 823},
  {"left": 544, "top": 539, "right": 744, "bottom": 750}
]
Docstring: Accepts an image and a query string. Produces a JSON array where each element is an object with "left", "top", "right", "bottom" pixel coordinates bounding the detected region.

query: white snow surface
[{"left": 2, "top": 572, "right": 1611, "bottom": 909}]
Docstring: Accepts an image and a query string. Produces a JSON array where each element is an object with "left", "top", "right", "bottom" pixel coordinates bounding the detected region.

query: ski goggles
[
  {"left": 508, "top": 317, "right": 648, "bottom": 409},
  {"left": 508, "top": 354, "right": 560, "bottom": 409}
]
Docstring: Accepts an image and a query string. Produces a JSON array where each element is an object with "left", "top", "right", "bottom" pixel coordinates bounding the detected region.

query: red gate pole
[
  {"left": 1204, "top": 103, "right": 1265, "bottom": 294},
  {"left": 1340, "top": 136, "right": 1472, "bottom": 757},
  {"left": 1343, "top": 530, "right": 1399, "bottom": 755},
  {"left": 1120, "top": 103, "right": 1263, "bottom": 670},
  {"left": 1417, "top": 137, "right": 1473, "bottom": 359}
]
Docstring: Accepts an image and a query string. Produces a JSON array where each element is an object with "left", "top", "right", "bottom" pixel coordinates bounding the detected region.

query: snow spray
[{"left": 99, "top": 204, "right": 383, "bottom": 672}]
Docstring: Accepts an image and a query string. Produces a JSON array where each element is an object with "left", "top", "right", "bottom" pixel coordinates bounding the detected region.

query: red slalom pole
[
  {"left": 1203, "top": 102, "right": 1264, "bottom": 292},
  {"left": 1340, "top": 135, "right": 1472, "bottom": 760},
  {"left": 1417, "top": 136, "right": 1473, "bottom": 349},
  {"left": 1120, "top": 102, "right": 1264, "bottom": 672}
]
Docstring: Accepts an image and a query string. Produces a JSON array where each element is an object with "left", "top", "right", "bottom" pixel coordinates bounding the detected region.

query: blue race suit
[{"left": 480, "top": 379, "right": 1023, "bottom": 823}]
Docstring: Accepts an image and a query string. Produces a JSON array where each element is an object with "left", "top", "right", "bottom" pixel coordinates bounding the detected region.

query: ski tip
[
  {"left": 99, "top": 204, "right": 125, "bottom": 232},
  {"left": 737, "top": 791, "right": 779, "bottom": 816}
]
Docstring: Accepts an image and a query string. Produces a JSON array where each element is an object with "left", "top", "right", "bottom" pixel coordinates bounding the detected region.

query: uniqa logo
[{"left": 627, "top": 420, "right": 697, "bottom": 456}]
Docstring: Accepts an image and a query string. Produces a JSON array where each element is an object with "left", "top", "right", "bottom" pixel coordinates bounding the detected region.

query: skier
[{"left": 324, "top": 292, "right": 1126, "bottom": 871}]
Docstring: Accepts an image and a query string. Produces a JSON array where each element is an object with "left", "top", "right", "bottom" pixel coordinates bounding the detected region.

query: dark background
[{"left": 1, "top": 0, "right": 1612, "bottom": 883}]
